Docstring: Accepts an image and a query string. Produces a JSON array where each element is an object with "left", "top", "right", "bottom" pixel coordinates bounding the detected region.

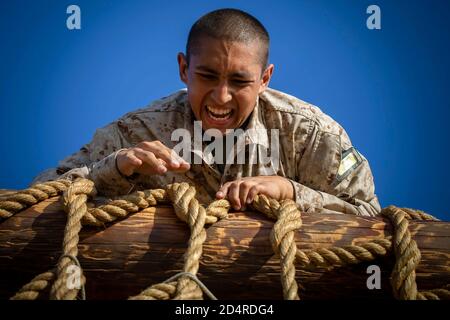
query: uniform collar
[
  {"left": 242, "top": 96, "right": 270, "bottom": 148},
  {"left": 182, "top": 94, "right": 271, "bottom": 169}
]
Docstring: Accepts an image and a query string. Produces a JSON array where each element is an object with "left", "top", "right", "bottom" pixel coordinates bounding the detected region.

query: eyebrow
[{"left": 195, "top": 65, "right": 254, "bottom": 79}]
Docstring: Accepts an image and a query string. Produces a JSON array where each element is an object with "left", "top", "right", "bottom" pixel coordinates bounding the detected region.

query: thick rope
[
  {"left": 296, "top": 238, "right": 392, "bottom": 268},
  {"left": 249, "top": 194, "right": 303, "bottom": 300},
  {"left": 0, "top": 180, "right": 71, "bottom": 221},
  {"left": 164, "top": 272, "right": 218, "bottom": 300},
  {"left": 270, "top": 200, "right": 302, "bottom": 300},
  {"left": 290, "top": 205, "right": 448, "bottom": 300},
  {"left": 417, "top": 285, "right": 450, "bottom": 300},
  {"left": 381, "top": 206, "right": 421, "bottom": 299},
  {"left": 10, "top": 268, "right": 87, "bottom": 301},
  {"left": 4, "top": 179, "right": 448, "bottom": 301},
  {"left": 129, "top": 183, "right": 230, "bottom": 300},
  {"left": 10, "top": 270, "right": 56, "bottom": 300},
  {"left": 171, "top": 184, "right": 207, "bottom": 299},
  {"left": 57, "top": 254, "right": 87, "bottom": 300},
  {"left": 10, "top": 184, "right": 174, "bottom": 300},
  {"left": 50, "top": 179, "right": 96, "bottom": 300},
  {"left": 128, "top": 281, "right": 178, "bottom": 300},
  {"left": 401, "top": 207, "right": 439, "bottom": 221},
  {"left": 82, "top": 189, "right": 167, "bottom": 226}
]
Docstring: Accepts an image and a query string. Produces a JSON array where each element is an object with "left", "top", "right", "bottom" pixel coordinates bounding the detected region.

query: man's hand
[
  {"left": 116, "top": 141, "right": 190, "bottom": 177},
  {"left": 216, "top": 176, "right": 294, "bottom": 211}
]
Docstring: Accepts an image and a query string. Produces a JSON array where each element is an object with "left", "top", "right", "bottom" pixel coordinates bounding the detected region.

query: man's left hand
[{"left": 215, "top": 176, "right": 294, "bottom": 211}]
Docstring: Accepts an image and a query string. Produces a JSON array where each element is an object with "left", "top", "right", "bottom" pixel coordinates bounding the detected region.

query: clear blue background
[{"left": 1, "top": 0, "right": 449, "bottom": 220}]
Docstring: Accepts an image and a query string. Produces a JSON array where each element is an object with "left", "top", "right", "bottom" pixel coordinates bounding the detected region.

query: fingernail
[
  {"left": 234, "top": 205, "right": 240, "bottom": 211},
  {"left": 179, "top": 160, "right": 188, "bottom": 167},
  {"left": 216, "top": 191, "right": 223, "bottom": 197},
  {"left": 246, "top": 198, "right": 252, "bottom": 204},
  {"left": 171, "top": 160, "right": 180, "bottom": 166},
  {"left": 159, "top": 166, "right": 167, "bottom": 173}
]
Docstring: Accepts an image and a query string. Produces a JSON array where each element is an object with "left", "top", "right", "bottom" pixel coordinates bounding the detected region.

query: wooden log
[{"left": 0, "top": 197, "right": 449, "bottom": 300}]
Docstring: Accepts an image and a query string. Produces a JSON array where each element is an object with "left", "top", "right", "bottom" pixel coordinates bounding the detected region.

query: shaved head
[{"left": 186, "top": 8, "right": 270, "bottom": 70}]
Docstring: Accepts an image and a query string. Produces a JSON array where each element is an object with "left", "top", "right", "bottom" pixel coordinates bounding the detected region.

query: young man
[{"left": 33, "top": 8, "right": 381, "bottom": 216}]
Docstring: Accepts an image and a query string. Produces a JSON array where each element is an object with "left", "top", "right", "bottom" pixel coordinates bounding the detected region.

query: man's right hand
[{"left": 116, "top": 141, "right": 190, "bottom": 177}]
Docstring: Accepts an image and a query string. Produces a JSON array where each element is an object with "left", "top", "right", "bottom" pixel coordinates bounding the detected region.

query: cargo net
[{"left": 0, "top": 178, "right": 448, "bottom": 300}]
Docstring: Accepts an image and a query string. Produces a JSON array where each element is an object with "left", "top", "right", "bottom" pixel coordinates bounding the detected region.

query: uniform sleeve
[
  {"left": 31, "top": 120, "right": 136, "bottom": 196},
  {"left": 291, "top": 127, "right": 381, "bottom": 216}
]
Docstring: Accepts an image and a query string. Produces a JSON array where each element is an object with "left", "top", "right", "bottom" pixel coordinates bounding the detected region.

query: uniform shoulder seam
[{"left": 120, "top": 89, "right": 188, "bottom": 120}]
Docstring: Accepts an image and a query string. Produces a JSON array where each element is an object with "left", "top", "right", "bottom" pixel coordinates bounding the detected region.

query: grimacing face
[{"left": 177, "top": 37, "right": 274, "bottom": 134}]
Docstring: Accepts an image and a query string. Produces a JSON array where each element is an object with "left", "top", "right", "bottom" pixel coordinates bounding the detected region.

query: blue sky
[{"left": 0, "top": 0, "right": 449, "bottom": 219}]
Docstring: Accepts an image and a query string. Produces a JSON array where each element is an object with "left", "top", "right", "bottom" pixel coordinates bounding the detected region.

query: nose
[{"left": 211, "top": 81, "right": 232, "bottom": 105}]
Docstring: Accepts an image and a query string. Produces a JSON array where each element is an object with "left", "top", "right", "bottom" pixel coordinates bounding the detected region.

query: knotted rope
[
  {"left": 129, "top": 183, "right": 230, "bottom": 300},
  {"left": 1, "top": 179, "right": 448, "bottom": 300},
  {"left": 380, "top": 205, "right": 448, "bottom": 300},
  {"left": 6, "top": 180, "right": 231, "bottom": 300},
  {"left": 7, "top": 183, "right": 168, "bottom": 300},
  {"left": 250, "top": 195, "right": 302, "bottom": 300},
  {"left": 50, "top": 179, "right": 96, "bottom": 300}
]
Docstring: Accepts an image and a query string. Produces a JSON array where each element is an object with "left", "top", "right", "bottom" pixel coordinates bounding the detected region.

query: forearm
[
  {"left": 289, "top": 179, "right": 381, "bottom": 216},
  {"left": 62, "top": 150, "right": 135, "bottom": 196}
]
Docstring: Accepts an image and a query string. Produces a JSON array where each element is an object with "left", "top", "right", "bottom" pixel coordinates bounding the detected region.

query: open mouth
[{"left": 205, "top": 105, "right": 234, "bottom": 122}]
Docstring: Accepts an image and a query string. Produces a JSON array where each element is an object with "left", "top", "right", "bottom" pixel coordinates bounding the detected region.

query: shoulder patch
[{"left": 335, "top": 147, "right": 363, "bottom": 183}]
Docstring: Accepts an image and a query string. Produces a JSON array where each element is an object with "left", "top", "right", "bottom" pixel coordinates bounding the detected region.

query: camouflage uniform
[{"left": 33, "top": 88, "right": 381, "bottom": 216}]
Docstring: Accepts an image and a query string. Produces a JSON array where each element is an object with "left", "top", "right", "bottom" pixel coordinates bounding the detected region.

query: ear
[
  {"left": 177, "top": 52, "right": 189, "bottom": 84},
  {"left": 258, "top": 64, "right": 274, "bottom": 94}
]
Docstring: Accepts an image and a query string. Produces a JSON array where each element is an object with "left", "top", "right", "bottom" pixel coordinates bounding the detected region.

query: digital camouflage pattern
[{"left": 33, "top": 88, "right": 381, "bottom": 216}]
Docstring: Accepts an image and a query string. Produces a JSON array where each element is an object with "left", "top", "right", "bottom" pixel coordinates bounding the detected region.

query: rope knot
[
  {"left": 62, "top": 179, "right": 96, "bottom": 208},
  {"left": 6, "top": 178, "right": 447, "bottom": 301},
  {"left": 270, "top": 200, "right": 302, "bottom": 255},
  {"left": 381, "top": 206, "right": 422, "bottom": 300},
  {"left": 251, "top": 194, "right": 279, "bottom": 220}
]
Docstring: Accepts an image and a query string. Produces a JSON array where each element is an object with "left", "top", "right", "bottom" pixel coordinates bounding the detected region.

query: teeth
[{"left": 206, "top": 105, "right": 232, "bottom": 116}]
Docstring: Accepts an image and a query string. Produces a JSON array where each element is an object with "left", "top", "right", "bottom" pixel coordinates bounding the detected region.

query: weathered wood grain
[{"left": 0, "top": 197, "right": 449, "bottom": 299}]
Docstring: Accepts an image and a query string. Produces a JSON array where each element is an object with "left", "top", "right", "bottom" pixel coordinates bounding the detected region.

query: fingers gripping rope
[{"left": 4, "top": 179, "right": 448, "bottom": 300}]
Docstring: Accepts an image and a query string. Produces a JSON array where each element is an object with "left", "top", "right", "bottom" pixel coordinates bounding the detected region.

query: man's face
[{"left": 178, "top": 37, "right": 274, "bottom": 134}]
